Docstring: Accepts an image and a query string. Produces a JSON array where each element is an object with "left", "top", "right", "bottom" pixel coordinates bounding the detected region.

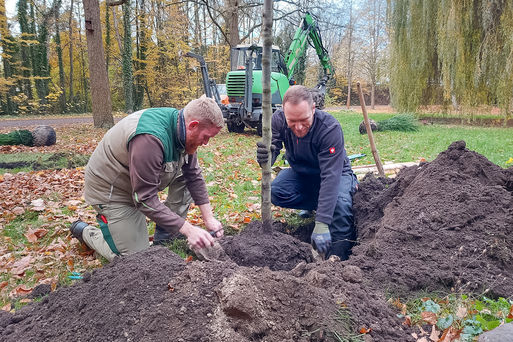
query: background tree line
[
  {"left": 0, "top": 0, "right": 390, "bottom": 117},
  {"left": 0, "top": 0, "right": 511, "bottom": 120}
]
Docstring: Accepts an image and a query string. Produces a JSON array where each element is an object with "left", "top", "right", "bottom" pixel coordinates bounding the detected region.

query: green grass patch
[
  {"left": 0, "top": 152, "right": 89, "bottom": 174},
  {"left": 333, "top": 111, "right": 513, "bottom": 168},
  {"left": 3, "top": 211, "right": 42, "bottom": 249},
  {"left": 160, "top": 238, "right": 190, "bottom": 259}
]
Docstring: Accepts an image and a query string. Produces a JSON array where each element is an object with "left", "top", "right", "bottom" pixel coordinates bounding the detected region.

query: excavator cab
[{"left": 230, "top": 45, "right": 287, "bottom": 75}]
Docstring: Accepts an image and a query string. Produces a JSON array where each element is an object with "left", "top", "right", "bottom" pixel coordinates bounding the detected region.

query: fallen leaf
[
  {"left": 243, "top": 216, "right": 251, "bottom": 223},
  {"left": 421, "top": 311, "right": 438, "bottom": 325},
  {"left": 185, "top": 255, "right": 193, "bottom": 263},
  {"left": 12, "top": 206, "right": 25, "bottom": 215},
  {"left": 0, "top": 281, "right": 8, "bottom": 290},
  {"left": 10, "top": 255, "right": 33, "bottom": 276},
  {"left": 10, "top": 284, "right": 33, "bottom": 296},
  {"left": 31, "top": 198, "right": 46, "bottom": 211},
  {"left": 455, "top": 305, "right": 467, "bottom": 320},
  {"left": 66, "top": 199, "right": 82, "bottom": 206},
  {"left": 403, "top": 316, "right": 412, "bottom": 326},
  {"left": 507, "top": 304, "right": 513, "bottom": 319},
  {"left": 439, "top": 327, "right": 461, "bottom": 342},
  {"left": 359, "top": 327, "right": 372, "bottom": 334},
  {"left": 24, "top": 228, "right": 48, "bottom": 243},
  {"left": 25, "top": 229, "right": 38, "bottom": 243},
  {"left": 429, "top": 325, "right": 440, "bottom": 341},
  {"left": 1, "top": 303, "right": 11, "bottom": 312},
  {"left": 67, "top": 258, "right": 74, "bottom": 271}
]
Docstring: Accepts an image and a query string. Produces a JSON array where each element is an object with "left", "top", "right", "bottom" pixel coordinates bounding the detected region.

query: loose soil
[{"left": 1, "top": 140, "right": 512, "bottom": 342}]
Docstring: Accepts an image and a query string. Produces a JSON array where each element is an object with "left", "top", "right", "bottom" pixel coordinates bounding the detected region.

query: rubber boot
[{"left": 69, "top": 220, "right": 88, "bottom": 244}]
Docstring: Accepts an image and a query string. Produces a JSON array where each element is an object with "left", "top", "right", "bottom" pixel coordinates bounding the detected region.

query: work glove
[
  {"left": 256, "top": 141, "right": 276, "bottom": 166},
  {"left": 311, "top": 221, "right": 331, "bottom": 255}
]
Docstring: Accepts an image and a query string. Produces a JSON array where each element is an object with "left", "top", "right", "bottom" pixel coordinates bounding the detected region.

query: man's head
[
  {"left": 183, "top": 97, "right": 224, "bottom": 154},
  {"left": 282, "top": 85, "right": 315, "bottom": 138}
]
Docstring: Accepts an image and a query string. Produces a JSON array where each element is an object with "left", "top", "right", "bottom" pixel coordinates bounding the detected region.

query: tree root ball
[
  {"left": 31, "top": 125, "right": 57, "bottom": 146},
  {"left": 359, "top": 119, "right": 378, "bottom": 134}
]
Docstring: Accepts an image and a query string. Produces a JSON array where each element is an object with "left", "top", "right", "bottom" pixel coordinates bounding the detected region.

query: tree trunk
[
  {"left": 371, "top": 83, "right": 375, "bottom": 109},
  {"left": 111, "top": 7, "right": 123, "bottom": 61},
  {"left": 122, "top": 0, "right": 134, "bottom": 113},
  {"left": 346, "top": 0, "right": 353, "bottom": 109},
  {"left": 77, "top": 1, "right": 89, "bottom": 112},
  {"left": 17, "top": 0, "right": 34, "bottom": 100},
  {"left": 54, "top": 6, "right": 67, "bottom": 113},
  {"left": 68, "top": 0, "right": 74, "bottom": 103},
  {"left": 34, "top": 24, "right": 49, "bottom": 103},
  {"left": 133, "top": 0, "right": 145, "bottom": 110},
  {"left": 105, "top": 0, "right": 111, "bottom": 72},
  {"left": 260, "top": 0, "right": 273, "bottom": 232},
  {"left": 0, "top": 0, "right": 16, "bottom": 114},
  {"left": 82, "top": 0, "right": 114, "bottom": 128},
  {"left": 227, "top": 0, "right": 240, "bottom": 47}
]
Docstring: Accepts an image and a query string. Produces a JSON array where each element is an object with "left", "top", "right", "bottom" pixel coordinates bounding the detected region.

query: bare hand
[
  {"left": 204, "top": 217, "right": 223, "bottom": 238},
  {"left": 179, "top": 222, "right": 214, "bottom": 249}
]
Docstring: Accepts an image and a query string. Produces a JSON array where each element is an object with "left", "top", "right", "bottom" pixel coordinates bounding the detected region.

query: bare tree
[
  {"left": 360, "top": 0, "right": 387, "bottom": 109},
  {"left": 345, "top": 0, "right": 354, "bottom": 109},
  {"left": 82, "top": 0, "right": 114, "bottom": 128},
  {"left": 260, "top": 0, "right": 272, "bottom": 232}
]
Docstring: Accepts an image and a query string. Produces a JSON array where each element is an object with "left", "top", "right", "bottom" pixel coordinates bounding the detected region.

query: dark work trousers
[{"left": 271, "top": 167, "right": 358, "bottom": 260}]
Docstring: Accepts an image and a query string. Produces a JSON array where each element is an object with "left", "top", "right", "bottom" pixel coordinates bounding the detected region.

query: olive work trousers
[{"left": 82, "top": 177, "right": 192, "bottom": 261}]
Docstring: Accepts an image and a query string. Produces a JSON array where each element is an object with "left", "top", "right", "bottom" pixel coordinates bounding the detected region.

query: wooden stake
[{"left": 356, "top": 82, "right": 385, "bottom": 177}]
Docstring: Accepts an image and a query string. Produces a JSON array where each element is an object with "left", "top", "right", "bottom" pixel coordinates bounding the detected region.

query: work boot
[
  {"left": 298, "top": 210, "right": 314, "bottom": 219},
  {"left": 69, "top": 220, "right": 88, "bottom": 244}
]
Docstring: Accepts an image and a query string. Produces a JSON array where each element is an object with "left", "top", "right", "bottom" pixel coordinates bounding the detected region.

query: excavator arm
[{"left": 285, "top": 12, "right": 334, "bottom": 81}]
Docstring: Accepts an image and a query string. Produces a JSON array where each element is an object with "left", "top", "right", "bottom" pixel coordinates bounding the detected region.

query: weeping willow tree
[{"left": 389, "top": 0, "right": 513, "bottom": 118}]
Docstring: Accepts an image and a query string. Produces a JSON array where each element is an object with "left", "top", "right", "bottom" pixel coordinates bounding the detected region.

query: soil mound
[
  {"left": 351, "top": 140, "right": 513, "bottom": 297},
  {"left": 0, "top": 244, "right": 410, "bottom": 341},
  {"left": 220, "top": 221, "right": 315, "bottom": 271}
]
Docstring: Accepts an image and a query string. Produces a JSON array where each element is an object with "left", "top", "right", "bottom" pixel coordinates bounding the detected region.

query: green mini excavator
[{"left": 222, "top": 12, "right": 334, "bottom": 135}]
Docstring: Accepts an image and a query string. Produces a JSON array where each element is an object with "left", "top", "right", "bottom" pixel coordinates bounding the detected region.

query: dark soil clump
[
  {"left": 350, "top": 140, "right": 513, "bottom": 297},
  {"left": 220, "top": 221, "right": 314, "bottom": 271}
]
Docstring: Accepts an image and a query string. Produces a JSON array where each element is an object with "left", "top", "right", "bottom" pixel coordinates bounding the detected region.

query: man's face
[
  {"left": 185, "top": 121, "right": 221, "bottom": 154},
  {"left": 283, "top": 100, "right": 315, "bottom": 138}
]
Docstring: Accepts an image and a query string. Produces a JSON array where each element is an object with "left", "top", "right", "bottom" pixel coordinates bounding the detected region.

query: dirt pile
[
  {"left": 350, "top": 140, "right": 513, "bottom": 297},
  {"left": 0, "top": 140, "right": 511, "bottom": 342},
  {"left": 220, "top": 221, "right": 315, "bottom": 271},
  {"left": 0, "top": 244, "right": 409, "bottom": 342}
]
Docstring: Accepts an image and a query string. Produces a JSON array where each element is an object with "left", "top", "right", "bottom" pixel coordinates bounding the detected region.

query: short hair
[
  {"left": 283, "top": 85, "right": 313, "bottom": 107},
  {"left": 184, "top": 96, "right": 224, "bottom": 128}
]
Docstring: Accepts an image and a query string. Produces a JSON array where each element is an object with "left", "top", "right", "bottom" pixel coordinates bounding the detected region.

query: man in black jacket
[{"left": 257, "top": 85, "right": 357, "bottom": 260}]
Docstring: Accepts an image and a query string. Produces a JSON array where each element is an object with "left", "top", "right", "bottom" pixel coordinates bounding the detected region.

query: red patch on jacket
[{"left": 329, "top": 147, "right": 336, "bottom": 154}]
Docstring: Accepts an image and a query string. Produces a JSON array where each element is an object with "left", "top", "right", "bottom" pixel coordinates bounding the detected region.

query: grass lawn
[{"left": 333, "top": 111, "right": 513, "bottom": 168}]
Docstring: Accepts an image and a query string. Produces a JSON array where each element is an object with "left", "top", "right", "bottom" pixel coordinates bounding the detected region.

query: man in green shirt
[{"left": 70, "top": 97, "right": 224, "bottom": 261}]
